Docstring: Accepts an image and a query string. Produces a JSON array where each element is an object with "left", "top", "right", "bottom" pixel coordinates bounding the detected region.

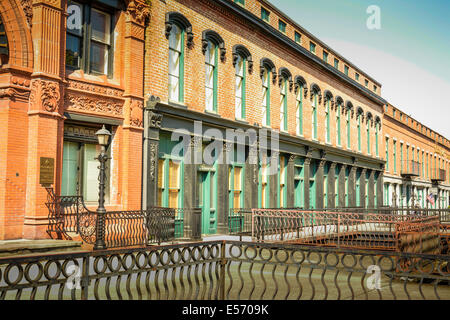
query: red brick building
[
  {"left": 0, "top": 0, "right": 150, "bottom": 240},
  {"left": 0, "top": 0, "right": 448, "bottom": 240}
]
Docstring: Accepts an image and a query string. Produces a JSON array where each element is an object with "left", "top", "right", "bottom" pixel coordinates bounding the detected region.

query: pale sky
[{"left": 269, "top": 0, "right": 450, "bottom": 138}]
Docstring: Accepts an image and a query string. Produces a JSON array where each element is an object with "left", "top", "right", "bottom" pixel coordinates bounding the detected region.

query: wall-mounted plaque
[{"left": 40, "top": 157, "right": 54, "bottom": 186}]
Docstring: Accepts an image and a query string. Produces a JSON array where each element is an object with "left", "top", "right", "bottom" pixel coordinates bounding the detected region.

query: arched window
[
  {"left": 233, "top": 45, "right": 252, "bottom": 119},
  {"left": 310, "top": 83, "right": 321, "bottom": 140},
  {"left": 345, "top": 101, "right": 353, "bottom": 149},
  {"left": 166, "top": 13, "right": 193, "bottom": 103},
  {"left": 295, "top": 76, "right": 307, "bottom": 136},
  {"left": 366, "top": 112, "right": 373, "bottom": 155},
  {"left": 260, "top": 58, "right": 276, "bottom": 126},
  {"left": 324, "top": 90, "right": 333, "bottom": 144},
  {"left": 202, "top": 30, "right": 225, "bottom": 112},
  {"left": 375, "top": 116, "right": 381, "bottom": 156},
  {"left": 356, "top": 107, "right": 364, "bottom": 152},
  {"left": 278, "top": 68, "right": 292, "bottom": 132},
  {"left": 335, "top": 96, "right": 344, "bottom": 146}
]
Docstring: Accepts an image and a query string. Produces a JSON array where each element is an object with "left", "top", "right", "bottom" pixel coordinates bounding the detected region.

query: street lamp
[{"left": 93, "top": 125, "right": 111, "bottom": 250}]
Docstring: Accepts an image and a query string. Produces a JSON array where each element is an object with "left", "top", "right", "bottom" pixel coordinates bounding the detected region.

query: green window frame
[
  {"left": 400, "top": 143, "right": 403, "bottom": 173},
  {"left": 356, "top": 170, "right": 361, "bottom": 207},
  {"left": 294, "top": 158, "right": 305, "bottom": 208},
  {"left": 323, "top": 51, "right": 328, "bottom": 63},
  {"left": 235, "top": 54, "right": 246, "bottom": 119},
  {"left": 385, "top": 138, "right": 389, "bottom": 172},
  {"left": 278, "top": 156, "right": 288, "bottom": 208},
  {"left": 357, "top": 114, "right": 361, "bottom": 152},
  {"left": 345, "top": 167, "right": 349, "bottom": 206},
  {"left": 375, "top": 123, "right": 379, "bottom": 156},
  {"left": 366, "top": 120, "right": 370, "bottom": 154},
  {"left": 312, "top": 93, "right": 318, "bottom": 139},
  {"left": 258, "top": 158, "right": 271, "bottom": 208},
  {"left": 262, "top": 67, "right": 271, "bottom": 126},
  {"left": 261, "top": 7, "right": 270, "bottom": 22},
  {"left": 296, "top": 85, "right": 303, "bottom": 135},
  {"left": 365, "top": 79, "right": 369, "bottom": 87},
  {"left": 280, "top": 77, "right": 288, "bottom": 131},
  {"left": 234, "top": 0, "right": 245, "bottom": 5},
  {"left": 168, "top": 22, "right": 185, "bottom": 103},
  {"left": 295, "top": 32, "right": 301, "bottom": 44},
  {"left": 229, "top": 163, "right": 245, "bottom": 210},
  {"left": 336, "top": 104, "right": 341, "bottom": 146},
  {"left": 66, "top": 1, "right": 114, "bottom": 77},
  {"left": 344, "top": 65, "right": 349, "bottom": 76},
  {"left": 334, "top": 58, "right": 339, "bottom": 69},
  {"left": 278, "top": 20, "right": 287, "bottom": 33},
  {"left": 325, "top": 100, "right": 330, "bottom": 143},
  {"left": 393, "top": 141, "right": 397, "bottom": 173},
  {"left": 205, "top": 40, "right": 218, "bottom": 112},
  {"left": 346, "top": 112, "right": 351, "bottom": 149},
  {"left": 310, "top": 42, "right": 316, "bottom": 54},
  {"left": 335, "top": 165, "right": 339, "bottom": 207},
  {"left": 355, "top": 73, "right": 360, "bottom": 81},
  {"left": 323, "top": 163, "right": 329, "bottom": 208}
]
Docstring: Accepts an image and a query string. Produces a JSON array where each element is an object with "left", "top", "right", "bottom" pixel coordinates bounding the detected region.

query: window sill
[
  {"left": 168, "top": 100, "right": 187, "bottom": 109},
  {"left": 235, "top": 117, "right": 248, "bottom": 124},
  {"left": 205, "top": 109, "right": 221, "bottom": 118}
]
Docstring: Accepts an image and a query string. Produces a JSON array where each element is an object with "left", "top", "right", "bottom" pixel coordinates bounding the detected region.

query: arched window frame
[
  {"left": 310, "top": 83, "right": 322, "bottom": 140},
  {"left": 335, "top": 96, "right": 344, "bottom": 146},
  {"left": 294, "top": 76, "right": 307, "bottom": 136},
  {"left": 232, "top": 45, "right": 252, "bottom": 120},
  {"left": 260, "top": 58, "right": 276, "bottom": 126},
  {"left": 202, "top": 30, "right": 225, "bottom": 112},
  {"left": 324, "top": 90, "right": 333, "bottom": 144},
  {"left": 356, "top": 107, "right": 364, "bottom": 152},
  {"left": 278, "top": 68, "right": 292, "bottom": 132}
]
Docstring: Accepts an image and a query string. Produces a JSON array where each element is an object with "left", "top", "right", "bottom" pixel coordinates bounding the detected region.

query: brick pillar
[
  {"left": 23, "top": 0, "right": 65, "bottom": 239},
  {"left": 121, "top": 6, "right": 149, "bottom": 210}
]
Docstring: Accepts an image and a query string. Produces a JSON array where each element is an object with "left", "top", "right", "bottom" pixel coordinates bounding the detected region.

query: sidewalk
[{"left": 0, "top": 239, "right": 84, "bottom": 258}]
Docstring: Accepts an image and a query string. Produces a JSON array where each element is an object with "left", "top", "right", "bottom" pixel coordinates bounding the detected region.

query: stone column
[
  {"left": 361, "top": 168, "right": 367, "bottom": 208},
  {"left": 182, "top": 136, "right": 200, "bottom": 238},
  {"left": 339, "top": 164, "right": 347, "bottom": 208},
  {"left": 269, "top": 151, "right": 279, "bottom": 208},
  {"left": 145, "top": 109, "right": 162, "bottom": 209},
  {"left": 245, "top": 141, "right": 259, "bottom": 209},
  {"left": 316, "top": 159, "right": 326, "bottom": 209},
  {"left": 216, "top": 142, "right": 231, "bottom": 234},
  {"left": 368, "top": 170, "right": 375, "bottom": 208},
  {"left": 328, "top": 162, "right": 337, "bottom": 208},
  {"left": 304, "top": 157, "right": 311, "bottom": 209},
  {"left": 349, "top": 166, "right": 357, "bottom": 207},
  {"left": 286, "top": 155, "right": 296, "bottom": 208}
]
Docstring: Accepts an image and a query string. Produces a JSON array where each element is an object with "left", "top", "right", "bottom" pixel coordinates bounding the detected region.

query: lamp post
[{"left": 93, "top": 125, "right": 111, "bottom": 251}]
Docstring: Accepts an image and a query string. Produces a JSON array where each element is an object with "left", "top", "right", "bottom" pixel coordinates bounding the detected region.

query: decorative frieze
[
  {"left": 126, "top": 0, "right": 151, "bottom": 25},
  {"left": 65, "top": 93, "right": 123, "bottom": 117},
  {"left": 67, "top": 80, "right": 124, "bottom": 99},
  {"left": 30, "top": 79, "right": 60, "bottom": 112}
]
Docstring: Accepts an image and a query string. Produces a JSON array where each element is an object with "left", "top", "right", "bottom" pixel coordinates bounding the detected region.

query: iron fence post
[
  {"left": 81, "top": 255, "right": 90, "bottom": 300},
  {"left": 219, "top": 241, "right": 226, "bottom": 300},
  {"left": 94, "top": 149, "right": 108, "bottom": 250}
]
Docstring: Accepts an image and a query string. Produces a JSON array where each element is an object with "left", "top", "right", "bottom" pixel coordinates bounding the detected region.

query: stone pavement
[{"left": 0, "top": 239, "right": 84, "bottom": 258}]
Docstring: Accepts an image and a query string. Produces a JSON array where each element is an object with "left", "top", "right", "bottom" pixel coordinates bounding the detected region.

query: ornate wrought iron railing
[
  {"left": 45, "top": 188, "right": 201, "bottom": 248},
  {"left": 0, "top": 240, "right": 449, "bottom": 300},
  {"left": 251, "top": 209, "right": 445, "bottom": 255}
]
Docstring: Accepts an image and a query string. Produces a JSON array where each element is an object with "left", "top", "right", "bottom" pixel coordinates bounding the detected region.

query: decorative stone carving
[
  {"left": 30, "top": 79, "right": 60, "bottom": 112},
  {"left": 148, "top": 111, "right": 163, "bottom": 128},
  {"left": 67, "top": 80, "right": 124, "bottom": 98},
  {"left": 66, "top": 94, "right": 122, "bottom": 117},
  {"left": 145, "top": 95, "right": 161, "bottom": 109},
  {"left": 126, "top": 0, "right": 151, "bottom": 25},
  {"left": 149, "top": 143, "right": 157, "bottom": 181},
  {"left": 20, "top": 0, "right": 33, "bottom": 28},
  {"left": 0, "top": 88, "right": 30, "bottom": 100},
  {"left": 130, "top": 100, "right": 144, "bottom": 127}
]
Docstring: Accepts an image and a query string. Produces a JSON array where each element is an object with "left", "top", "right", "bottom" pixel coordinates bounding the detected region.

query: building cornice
[{"left": 215, "top": 0, "right": 387, "bottom": 106}]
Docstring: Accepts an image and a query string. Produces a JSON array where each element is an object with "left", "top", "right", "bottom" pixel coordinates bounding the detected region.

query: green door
[
  {"left": 356, "top": 170, "right": 361, "bottom": 207},
  {"left": 61, "top": 141, "right": 79, "bottom": 196},
  {"left": 198, "top": 171, "right": 216, "bottom": 234}
]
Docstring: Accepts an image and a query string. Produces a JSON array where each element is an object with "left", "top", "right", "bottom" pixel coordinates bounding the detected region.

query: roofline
[
  {"left": 259, "top": 0, "right": 382, "bottom": 87},
  {"left": 217, "top": 0, "right": 387, "bottom": 106}
]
